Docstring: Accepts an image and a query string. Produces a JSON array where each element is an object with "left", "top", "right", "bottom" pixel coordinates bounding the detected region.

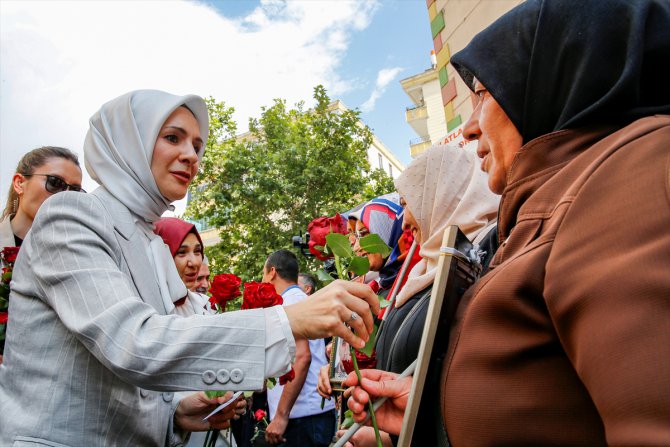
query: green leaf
[
  {"left": 379, "top": 296, "right": 391, "bottom": 309},
  {"left": 326, "top": 232, "right": 353, "bottom": 258},
  {"left": 359, "top": 323, "right": 378, "bottom": 357},
  {"left": 266, "top": 377, "right": 276, "bottom": 389},
  {"left": 244, "top": 391, "right": 254, "bottom": 398},
  {"left": 341, "top": 409, "right": 355, "bottom": 429},
  {"left": 205, "top": 390, "right": 228, "bottom": 399},
  {"left": 359, "top": 234, "right": 392, "bottom": 258},
  {"left": 316, "top": 269, "right": 335, "bottom": 284},
  {"left": 348, "top": 256, "right": 370, "bottom": 276}
]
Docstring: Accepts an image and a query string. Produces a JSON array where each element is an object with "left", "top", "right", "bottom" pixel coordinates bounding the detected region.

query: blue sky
[
  {"left": 1, "top": 0, "right": 434, "bottom": 208},
  {"left": 203, "top": 0, "right": 434, "bottom": 166}
]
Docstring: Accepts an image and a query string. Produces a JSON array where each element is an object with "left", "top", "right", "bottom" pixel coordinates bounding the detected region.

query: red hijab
[{"left": 153, "top": 217, "right": 204, "bottom": 258}]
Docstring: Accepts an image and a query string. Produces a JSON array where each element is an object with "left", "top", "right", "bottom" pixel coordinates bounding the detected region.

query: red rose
[
  {"left": 278, "top": 368, "right": 295, "bottom": 386},
  {"left": 209, "top": 273, "right": 242, "bottom": 310},
  {"left": 0, "top": 311, "right": 8, "bottom": 325},
  {"left": 307, "top": 215, "right": 347, "bottom": 261},
  {"left": 241, "top": 282, "right": 283, "bottom": 310},
  {"left": 254, "top": 409, "right": 267, "bottom": 422},
  {"left": 342, "top": 349, "right": 377, "bottom": 374},
  {"left": 1, "top": 246, "right": 20, "bottom": 264}
]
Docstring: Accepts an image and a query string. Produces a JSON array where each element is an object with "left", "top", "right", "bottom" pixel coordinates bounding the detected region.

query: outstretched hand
[
  {"left": 284, "top": 280, "right": 379, "bottom": 349},
  {"left": 174, "top": 391, "right": 244, "bottom": 432},
  {"left": 343, "top": 369, "right": 412, "bottom": 436}
]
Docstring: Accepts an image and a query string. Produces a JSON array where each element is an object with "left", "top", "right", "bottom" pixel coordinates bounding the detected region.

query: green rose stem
[{"left": 350, "top": 344, "right": 382, "bottom": 447}]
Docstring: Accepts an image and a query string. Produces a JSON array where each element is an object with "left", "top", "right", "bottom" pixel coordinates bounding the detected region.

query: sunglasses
[{"left": 22, "top": 174, "right": 86, "bottom": 194}]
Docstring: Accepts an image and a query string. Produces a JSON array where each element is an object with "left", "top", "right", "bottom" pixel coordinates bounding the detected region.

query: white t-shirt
[{"left": 267, "top": 285, "right": 336, "bottom": 420}]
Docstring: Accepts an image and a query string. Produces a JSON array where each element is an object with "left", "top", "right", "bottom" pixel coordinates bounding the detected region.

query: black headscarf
[{"left": 451, "top": 0, "right": 670, "bottom": 143}]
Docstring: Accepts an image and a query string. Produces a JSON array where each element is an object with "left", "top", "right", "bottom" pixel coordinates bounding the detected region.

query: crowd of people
[{"left": 0, "top": 0, "right": 668, "bottom": 446}]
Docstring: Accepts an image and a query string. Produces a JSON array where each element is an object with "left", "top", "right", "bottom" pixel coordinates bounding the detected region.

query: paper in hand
[{"left": 203, "top": 390, "right": 244, "bottom": 421}]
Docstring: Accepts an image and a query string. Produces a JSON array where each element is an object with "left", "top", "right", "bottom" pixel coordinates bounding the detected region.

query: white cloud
[
  {"left": 360, "top": 66, "right": 404, "bottom": 112},
  {"left": 0, "top": 0, "right": 378, "bottom": 214}
]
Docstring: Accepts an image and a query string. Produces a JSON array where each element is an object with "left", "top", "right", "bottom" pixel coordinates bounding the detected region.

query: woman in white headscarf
[
  {"left": 374, "top": 144, "right": 499, "bottom": 375},
  {"left": 0, "top": 90, "right": 378, "bottom": 447}
]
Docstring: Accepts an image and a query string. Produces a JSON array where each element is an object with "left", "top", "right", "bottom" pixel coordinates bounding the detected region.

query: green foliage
[
  {"left": 363, "top": 168, "right": 396, "bottom": 198},
  {"left": 359, "top": 233, "right": 393, "bottom": 259},
  {"left": 187, "top": 86, "right": 382, "bottom": 282}
]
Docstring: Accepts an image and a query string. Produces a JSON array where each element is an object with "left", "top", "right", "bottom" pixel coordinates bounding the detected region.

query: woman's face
[
  {"left": 151, "top": 106, "right": 203, "bottom": 202},
  {"left": 13, "top": 157, "right": 83, "bottom": 222},
  {"left": 174, "top": 232, "right": 203, "bottom": 290},
  {"left": 463, "top": 78, "right": 523, "bottom": 194},
  {"left": 400, "top": 197, "right": 421, "bottom": 244},
  {"left": 352, "top": 220, "right": 385, "bottom": 271}
]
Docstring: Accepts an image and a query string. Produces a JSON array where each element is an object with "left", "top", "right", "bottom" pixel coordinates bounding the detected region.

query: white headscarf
[
  {"left": 393, "top": 144, "right": 499, "bottom": 307},
  {"left": 84, "top": 90, "right": 209, "bottom": 313}
]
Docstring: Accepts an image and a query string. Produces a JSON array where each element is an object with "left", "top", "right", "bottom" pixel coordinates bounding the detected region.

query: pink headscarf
[{"left": 154, "top": 217, "right": 204, "bottom": 258}]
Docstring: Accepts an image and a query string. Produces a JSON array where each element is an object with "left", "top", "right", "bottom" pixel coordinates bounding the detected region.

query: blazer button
[
  {"left": 202, "top": 370, "right": 216, "bottom": 385},
  {"left": 230, "top": 368, "right": 244, "bottom": 384},
  {"left": 162, "top": 392, "right": 174, "bottom": 402},
  {"left": 140, "top": 389, "right": 149, "bottom": 398},
  {"left": 216, "top": 369, "right": 230, "bottom": 384}
]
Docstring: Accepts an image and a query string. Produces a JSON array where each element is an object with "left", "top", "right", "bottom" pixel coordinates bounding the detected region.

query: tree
[{"left": 186, "top": 85, "right": 395, "bottom": 283}]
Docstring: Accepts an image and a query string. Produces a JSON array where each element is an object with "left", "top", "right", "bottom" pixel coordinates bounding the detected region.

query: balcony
[
  {"left": 405, "top": 103, "right": 429, "bottom": 138},
  {"left": 405, "top": 103, "right": 428, "bottom": 122},
  {"left": 409, "top": 137, "right": 432, "bottom": 158}
]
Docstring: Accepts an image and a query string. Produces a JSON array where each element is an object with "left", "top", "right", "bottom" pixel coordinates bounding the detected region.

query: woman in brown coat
[{"left": 343, "top": 0, "right": 670, "bottom": 445}]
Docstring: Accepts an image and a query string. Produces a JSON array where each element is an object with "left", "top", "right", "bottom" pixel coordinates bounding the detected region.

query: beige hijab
[{"left": 394, "top": 144, "right": 499, "bottom": 307}]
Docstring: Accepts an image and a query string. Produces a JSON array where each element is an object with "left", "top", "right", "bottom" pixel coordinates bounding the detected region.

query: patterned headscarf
[{"left": 393, "top": 144, "right": 499, "bottom": 307}]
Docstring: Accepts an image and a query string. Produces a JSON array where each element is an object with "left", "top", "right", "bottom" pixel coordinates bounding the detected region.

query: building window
[
  {"left": 378, "top": 153, "right": 383, "bottom": 170},
  {"left": 389, "top": 163, "right": 393, "bottom": 177}
]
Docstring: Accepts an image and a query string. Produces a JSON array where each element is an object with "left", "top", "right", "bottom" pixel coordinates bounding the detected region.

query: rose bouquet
[{"left": 0, "top": 246, "right": 20, "bottom": 354}]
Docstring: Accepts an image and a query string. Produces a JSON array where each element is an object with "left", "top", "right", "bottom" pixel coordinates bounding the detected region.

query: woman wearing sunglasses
[
  {"left": 0, "top": 90, "right": 378, "bottom": 446},
  {"left": 0, "top": 146, "right": 82, "bottom": 364},
  {"left": 1, "top": 146, "right": 83, "bottom": 248}
]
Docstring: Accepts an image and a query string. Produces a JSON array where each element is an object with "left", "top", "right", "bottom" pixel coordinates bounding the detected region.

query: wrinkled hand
[
  {"left": 265, "top": 413, "right": 288, "bottom": 444},
  {"left": 336, "top": 427, "right": 394, "bottom": 447},
  {"left": 284, "top": 280, "right": 379, "bottom": 350},
  {"left": 343, "top": 369, "right": 412, "bottom": 436},
  {"left": 174, "top": 391, "right": 242, "bottom": 432},
  {"left": 317, "top": 364, "right": 333, "bottom": 399}
]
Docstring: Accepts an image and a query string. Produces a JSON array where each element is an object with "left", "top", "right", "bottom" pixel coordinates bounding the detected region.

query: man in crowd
[
  {"left": 262, "top": 250, "right": 336, "bottom": 446},
  {"left": 297, "top": 273, "right": 317, "bottom": 296},
  {"left": 194, "top": 255, "right": 210, "bottom": 294}
]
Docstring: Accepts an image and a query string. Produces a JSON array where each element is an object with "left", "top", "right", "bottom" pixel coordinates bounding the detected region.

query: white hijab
[
  {"left": 393, "top": 144, "right": 499, "bottom": 307},
  {"left": 84, "top": 90, "right": 209, "bottom": 313}
]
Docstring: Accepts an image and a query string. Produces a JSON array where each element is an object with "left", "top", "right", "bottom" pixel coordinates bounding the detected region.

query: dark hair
[
  {"left": 298, "top": 273, "right": 317, "bottom": 293},
  {"left": 265, "top": 249, "right": 299, "bottom": 283},
  {"left": 2, "top": 146, "right": 81, "bottom": 220}
]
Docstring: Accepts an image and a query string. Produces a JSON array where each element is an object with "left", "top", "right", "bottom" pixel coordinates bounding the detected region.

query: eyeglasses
[
  {"left": 348, "top": 229, "right": 370, "bottom": 241},
  {"left": 22, "top": 174, "right": 86, "bottom": 194}
]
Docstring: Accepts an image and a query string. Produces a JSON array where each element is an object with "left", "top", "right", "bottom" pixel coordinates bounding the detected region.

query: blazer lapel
[
  {"left": 92, "top": 188, "right": 170, "bottom": 315},
  {"left": 115, "top": 233, "right": 170, "bottom": 315}
]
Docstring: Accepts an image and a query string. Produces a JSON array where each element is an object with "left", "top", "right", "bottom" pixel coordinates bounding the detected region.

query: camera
[
  {"left": 293, "top": 232, "right": 336, "bottom": 277},
  {"left": 293, "top": 233, "right": 312, "bottom": 257}
]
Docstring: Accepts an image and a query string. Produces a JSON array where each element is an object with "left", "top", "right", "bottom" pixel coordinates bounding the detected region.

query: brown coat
[{"left": 441, "top": 116, "right": 670, "bottom": 446}]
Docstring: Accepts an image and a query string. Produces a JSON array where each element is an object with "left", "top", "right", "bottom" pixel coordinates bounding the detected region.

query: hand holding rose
[
  {"left": 284, "top": 280, "right": 379, "bottom": 350},
  {"left": 342, "top": 369, "right": 412, "bottom": 436}
]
